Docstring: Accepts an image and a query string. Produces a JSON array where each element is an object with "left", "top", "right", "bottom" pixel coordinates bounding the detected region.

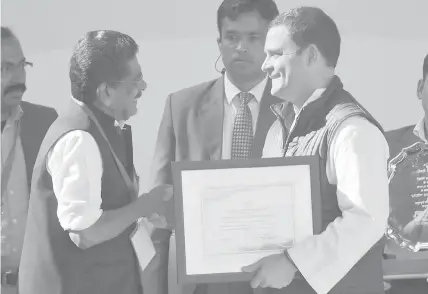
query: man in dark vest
[
  {"left": 149, "top": 1, "right": 281, "bottom": 294},
  {"left": 383, "top": 54, "right": 428, "bottom": 294},
  {"left": 242, "top": 7, "right": 390, "bottom": 294},
  {"left": 18, "top": 30, "right": 173, "bottom": 294},
  {"left": 1, "top": 26, "right": 57, "bottom": 294}
]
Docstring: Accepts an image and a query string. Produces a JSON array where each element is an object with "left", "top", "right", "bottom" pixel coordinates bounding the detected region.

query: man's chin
[
  {"left": 3, "top": 99, "right": 22, "bottom": 111},
  {"left": 1, "top": 102, "right": 21, "bottom": 119},
  {"left": 127, "top": 105, "right": 138, "bottom": 118},
  {"left": 4, "top": 93, "right": 24, "bottom": 105},
  {"left": 229, "top": 63, "right": 258, "bottom": 75},
  {"left": 270, "top": 85, "right": 287, "bottom": 99},
  {"left": 270, "top": 84, "right": 282, "bottom": 96}
]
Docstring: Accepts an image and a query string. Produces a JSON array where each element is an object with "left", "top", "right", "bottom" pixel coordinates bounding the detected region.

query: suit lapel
[
  {"left": 195, "top": 77, "right": 224, "bottom": 160},
  {"left": 251, "top": 79, "right": 282, "bottom": 158},
  {"left": 20, "top": 102, "right": 35, "bottom": 190}
]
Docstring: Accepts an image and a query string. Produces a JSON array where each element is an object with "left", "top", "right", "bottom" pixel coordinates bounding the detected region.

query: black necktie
[{"left": 231, "top": 92, "right": 254, "bottom": 159}]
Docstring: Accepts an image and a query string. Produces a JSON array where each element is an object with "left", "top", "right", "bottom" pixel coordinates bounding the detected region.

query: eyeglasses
[
  {"left": 109, "top": 77, "right": 147, "bottom": 91},
  {"left": 111, "top": 79, "right": 144, "bottom": 85},
  {"left": 1, "top": 60, "right": 33, "bottom": 76}
]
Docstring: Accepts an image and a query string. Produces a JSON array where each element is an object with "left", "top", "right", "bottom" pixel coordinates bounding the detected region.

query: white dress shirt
[
  {"left": 46, "top": 98, "right": 138, "bottom": 231},
  {"left": 263, "top": 89, "right": 390, "bottom": 294},
  {"left": 413, "top": 117, "right": 427, "bottom": 142},
  {"left": 221, "top": 73, "right": 268, "bottom": 159},
  {"left": 47, "top": 130, "right": 104, "bottom": 231}
]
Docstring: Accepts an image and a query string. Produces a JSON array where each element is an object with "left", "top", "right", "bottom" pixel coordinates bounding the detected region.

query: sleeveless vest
[
  {"left": 19, "top": 102, "right": 141, "bottom": 294},
  {"left": 264, "top": 76, "right": 386, "bottom": 294}
]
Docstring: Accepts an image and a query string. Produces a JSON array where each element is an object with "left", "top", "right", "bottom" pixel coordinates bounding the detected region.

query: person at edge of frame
[
  {"left": 383, "top": 53, "right": 428, "bottom": 294},
  {"left": 1, "top": 26, "right": 57, "bottom": 294}
]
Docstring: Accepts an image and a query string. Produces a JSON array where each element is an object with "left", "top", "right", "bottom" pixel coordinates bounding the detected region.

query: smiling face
[
  {"left": 261, "top": 25, "right": 308, "bottom": 102},
  {"left": 1, "top": 36, "right": 27, "bottom": 116},
  {"left": 218, "top": 11, "right": 269, "bottom": 82},
  {"left": 100, "top": 56, "right": 147, "bottom": 121}
]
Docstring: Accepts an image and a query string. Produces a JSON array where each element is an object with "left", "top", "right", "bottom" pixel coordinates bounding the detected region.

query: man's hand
[
  {"left": 137, "top": 184, "right": 174, "bottom": 226},
  {"left": 241, "top": 253, "right": 297, "bottom": 289}
]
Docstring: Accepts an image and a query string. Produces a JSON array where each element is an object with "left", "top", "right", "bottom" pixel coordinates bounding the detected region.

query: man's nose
[
  {"left": 140, "top": 80, "right": 147, "bottom": 91},
  {"left": 261, "top": 57, "right": 271, "bottom": 73},
  {"left": 236, "top": 40, "right": 249, "bottom": 52}
]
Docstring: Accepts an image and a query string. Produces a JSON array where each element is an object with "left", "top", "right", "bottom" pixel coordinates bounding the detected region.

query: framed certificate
[{"left": 171, "top": 156, "right": 322, "bottom": 284}]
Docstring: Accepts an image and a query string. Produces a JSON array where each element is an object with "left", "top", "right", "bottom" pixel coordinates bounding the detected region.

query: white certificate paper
[
  {"left": 131, "top": 218, "right": 156, "bottom": 271},
  {"left": 202, "top": 184, "right": 295, "bottom": 255},
  {"left": 180, "top": 164, "right": 314, "bottom": 276}
]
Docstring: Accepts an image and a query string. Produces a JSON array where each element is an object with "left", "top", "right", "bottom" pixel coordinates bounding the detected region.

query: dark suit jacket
[
  {"left": 385, "top": 124, "right": 420, "bottom": 159},
  {"left": 20, "top": 101, "right": 58, "bottom": 190},
  {"left": 151, "top": 76, "right": 282, "bottom": 187}
]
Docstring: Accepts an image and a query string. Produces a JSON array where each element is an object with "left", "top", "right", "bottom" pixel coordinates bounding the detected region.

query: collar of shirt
[
  {"left": 274, "top": 87, "right": 327, "bottom": 119},
  {"left": 71, "top": 97, "right": 126, "bottom": 130},
  {"left": 413, "top": 117, "right": 427, "bottom": 143},
  {"left": 223, "top": 73, "right": 268, "bottom": 105},
  {"left": 114, "top": 120, "right": 126, "bottom": 130},
  {"left": 3, "top": 105, "right": 23, "bottom": 128},
  {"left": 292, "top": 88, "right": 327, "bottom": 116},
  {"left": 269, "top": 87, "right": 327, "bottom": 134}
]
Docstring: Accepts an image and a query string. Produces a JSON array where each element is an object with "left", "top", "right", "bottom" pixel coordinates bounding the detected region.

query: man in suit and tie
[
  {"left": 1, "top": 26, "right": 57, "bottom": 294},
  {"left": 148, "top": 1, "right": 280, "bottom": 294},
  {"left": 384, "top": 54, "right": 428, "bottom": 294}
]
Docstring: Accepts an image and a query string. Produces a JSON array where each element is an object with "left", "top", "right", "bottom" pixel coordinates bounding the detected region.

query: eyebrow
[
  {"left": 224, "top": 29, "right": 239, "bottom": 34},
  {"left": 225, "top": 30, "right": 263, "bottom": 35}
]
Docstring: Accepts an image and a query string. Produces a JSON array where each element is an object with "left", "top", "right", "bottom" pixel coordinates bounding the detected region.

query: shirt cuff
[{"left": 59, "top": 208, "right": 103, "bottom": 231}]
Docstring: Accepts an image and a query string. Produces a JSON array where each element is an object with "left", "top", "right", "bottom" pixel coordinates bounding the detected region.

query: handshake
[{"left": 136, "top": 184, "right": 175, "bottom": 229}]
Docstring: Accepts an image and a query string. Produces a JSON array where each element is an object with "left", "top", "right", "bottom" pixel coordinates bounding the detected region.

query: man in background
[
  {"left": 1, "top": 26, "right": 57, "bottom": 294},
  {"left": 384, "top": 54, "right": 428, "bottom": 294},
  {"left": 243, "top": 7, "right": 389, "bottom": 294},
  {"left": 149, "top": 1, "right": 280, "bottom": 293}
]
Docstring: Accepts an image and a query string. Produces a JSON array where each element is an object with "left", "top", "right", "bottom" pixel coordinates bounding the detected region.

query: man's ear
[
  {"left": 417, "top": 79, "right": 424, "bottom": 100},
  {"left": 97, "top": 83, "right": 114, "bottom": 107},
  {"left": 305, "top": 44, "right": 319, "bottom": 67}
]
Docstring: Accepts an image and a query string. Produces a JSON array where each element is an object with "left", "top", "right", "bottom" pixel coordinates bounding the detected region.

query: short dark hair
[
  {"left": 270, "top": 7, "right": 341, "bottom": 68},
  {"left": 69, "top": 30, "right": 139, "bottom": 103},
  {"left": 1, "top": 26, "right": 16, "bottom": 40},
  {"left": 423, "top": 54, "right": 428, "bottom": 81},
  {"left": 217, "top": 0, "right": 279, "bottom": 35}
]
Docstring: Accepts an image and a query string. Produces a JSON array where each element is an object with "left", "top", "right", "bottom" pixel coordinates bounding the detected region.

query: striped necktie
[{"left": 231, "top": 92, "right": 254, "bottom": 159}]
